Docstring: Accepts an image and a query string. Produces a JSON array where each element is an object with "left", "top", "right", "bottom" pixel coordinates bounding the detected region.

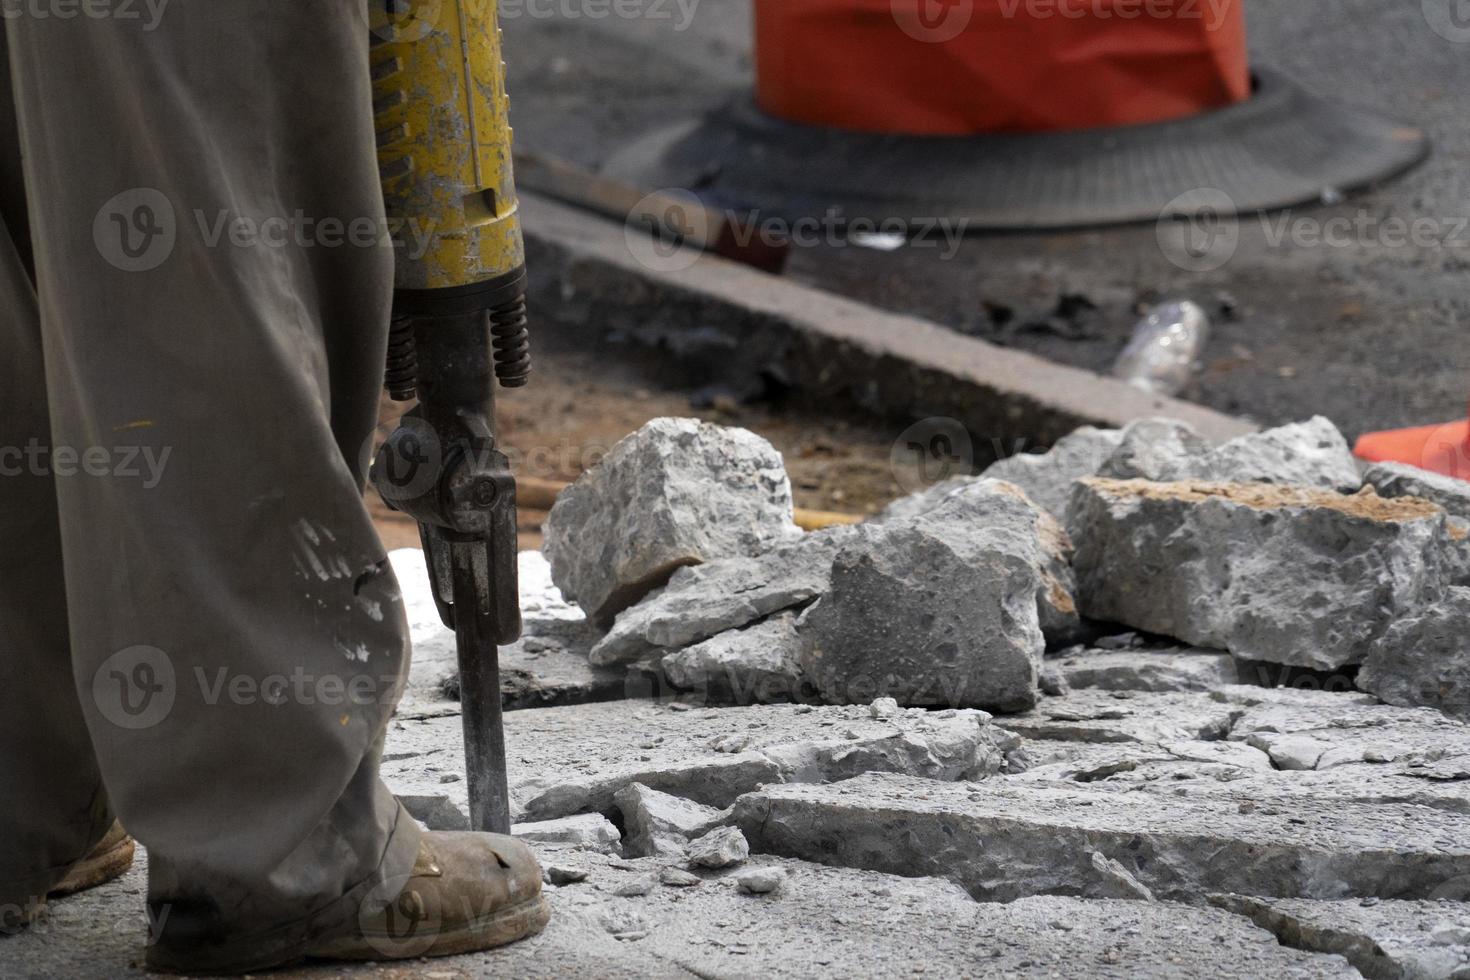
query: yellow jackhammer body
[{"left": 368, "top": 0, "right": 527, "bottom": 834}]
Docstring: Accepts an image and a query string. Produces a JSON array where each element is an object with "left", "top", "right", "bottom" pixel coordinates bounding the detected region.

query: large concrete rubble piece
[
  {"left": 1212, "top": 895, "right": 1470, "bottom": 980},
  {"left": 733, "top": 771, "right": 1470, "bottom": 903},
  {"left": 382, "top": 699, "right": 1015, "bottom": 825},
  {"left": 797, "top": 480, "right": 1081, "bottom": 712},
  {"left": 543, "top": 417, "right": 801, "bottom": 626},
  {"left": 1068, "top": 479, "right": 1456, "bottom": 670},
  {"left": 395, "top": 549, "right": 625, "bottom": 712},
  {"left": 599, "top": 478, "right": 1080, "bottom": 710}
]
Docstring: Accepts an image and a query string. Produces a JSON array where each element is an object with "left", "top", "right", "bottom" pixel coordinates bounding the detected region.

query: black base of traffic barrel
[{"left": 602, "top": 70, "right": 1429, "bottom": 231}]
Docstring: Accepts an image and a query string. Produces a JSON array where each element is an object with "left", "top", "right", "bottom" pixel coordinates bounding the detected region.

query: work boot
[
  {"left": 0, "top": 822, "right": 137, "bottom": 932},
  {"left": 308, "top": 831, "right": 550, "bottom": 963},
  {"left": 49, "top": 821, "right": 136, "bottom": 897}
]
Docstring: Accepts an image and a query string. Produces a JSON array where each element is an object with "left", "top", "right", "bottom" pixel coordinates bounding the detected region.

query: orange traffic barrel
[{"left": 755, "top": 0, "right": 1250, "bottom": 135}]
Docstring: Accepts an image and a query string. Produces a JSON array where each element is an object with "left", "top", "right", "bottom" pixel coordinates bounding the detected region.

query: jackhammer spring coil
[
  {"left": 385, "top": 316, "right": 419, "bottom": 402},
  {"left": 489, "top": 296, "right": 531, "bottom": 388}
]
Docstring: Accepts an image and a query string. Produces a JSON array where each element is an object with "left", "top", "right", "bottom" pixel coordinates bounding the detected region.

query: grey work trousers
[{"left": 0, "top": 1, "right": 421, "bottom": 971}]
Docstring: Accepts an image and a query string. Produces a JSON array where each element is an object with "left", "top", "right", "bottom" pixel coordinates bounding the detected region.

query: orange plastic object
[
  {"left": 1354, "top": 413, "right": 1470, "bottom": 482},
  {"left": 755, "top": 0, "right": 1250, "bottom": 135}
]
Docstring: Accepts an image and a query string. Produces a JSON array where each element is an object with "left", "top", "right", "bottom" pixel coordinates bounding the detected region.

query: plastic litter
[{"left": 1112, "top": 300, "right": 1211, "bottom": 397}]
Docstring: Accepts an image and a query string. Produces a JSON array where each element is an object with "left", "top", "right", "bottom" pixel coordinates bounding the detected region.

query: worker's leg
[
  {"left": 0, "top": 33, "right": 116, "bottom": 929},
  {"left": 4, "top": 2, "right": 420, "bottom": 971}
]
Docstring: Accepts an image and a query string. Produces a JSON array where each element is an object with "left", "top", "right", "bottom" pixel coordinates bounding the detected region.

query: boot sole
[
  {"left": 49, "top": 835, "right": 136, "bottom": 897},
  {"left": 308, "top": 893, "right": 551, "bottom": 961}
]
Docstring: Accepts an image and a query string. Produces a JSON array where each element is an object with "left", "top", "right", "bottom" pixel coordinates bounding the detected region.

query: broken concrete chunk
[
  {"left": 1097, "top": 417, "right": 1212, "bottom": 482},
  {"left": 797, "top": 520, "right": 1043, "bottom": 712},
  {"left": 613, "top": 783, "right": 726, "bottom": 859},
  {"left": 1365, "top": 461, "right": 1470, "bottom": 523},
  {"left": 590, "top": 524, "right": 863, "bottom": 666},
  {"left": 909, "top": 478, "right": 1081, "bottom": 645},
  {"left": 659, "top": 867, "right": 701, "bottom": 887},
  {"left": 980, "top": 425, "right": 1125, "bottom": 519},
  {"left": 658, "top": 612, "right": 808, "bottom": 705},
  {"left": 1052, "top": 645, "right": 1240, "bottom": 693},
  {"left": 1068, "top": 479, "right": 1455, "bottom": 670},
  {"left": 1096, "top": 416, "right": 1359, "bottom": 490},
  {"left": 613, "top": 874, "right": 658, "bottom": 897},
  {"left": 543, "top": 417, "right": 801, "bottom": 625},
  {"left": 544, "top": 864, "right": 590, "bottom": 886},
  {"left": 687, "top": 826, "right": 749, "bottom": 869},
  {"left": 797, "top": 478, "right": 1086, "bottom": 710},
  {"left": 513, "top": 813, "right": 623, "bottom": 854},
  {"left": 1213, "top": 896, "right": 1470, "bottom": 980},
  {"left": 1359, "top": 586, "right": 1470, "bottom": 720},
  {"left": 734, "top": 772, "right": 1470, "bottom": 902}
]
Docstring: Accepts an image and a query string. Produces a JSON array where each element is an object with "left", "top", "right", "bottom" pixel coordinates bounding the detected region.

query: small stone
[
  {"left": 544, "top": 864, "right": 589, "bottom": 886},
  {"left": 613, "top": 874, "right": 658, "bottom": 897},
  {"left": 735, "top": 866, "right": 787, "bottom": 895},
  {"left": 687, "top": 826, "right": 750, "bottom": 869},
  {"left": 660, "top": 867, "right": 702, "bottom": 887},
  {"left": 1037, "top": 664, "right": 1071, "bottom": 697},
  {"left": 868, "top": 697, "right": 900, "bottom": 720}
]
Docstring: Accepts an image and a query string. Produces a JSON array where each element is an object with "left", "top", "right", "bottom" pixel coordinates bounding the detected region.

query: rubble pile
[{"left": 377, "top": 414, "right": 1470, "bottom": 977}]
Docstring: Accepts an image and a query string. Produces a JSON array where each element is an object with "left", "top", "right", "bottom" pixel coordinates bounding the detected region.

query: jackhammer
[{"left": 368, "top": 0, "right": 527, "bottom": 834}]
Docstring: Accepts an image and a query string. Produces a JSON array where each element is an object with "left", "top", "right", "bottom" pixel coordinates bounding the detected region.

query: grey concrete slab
[
  {"left": 382, "top": 700, "right": 1013, "bottom": 824},
  {"left": 734, "top": 772, "right": 1470, "bottom": 902}
]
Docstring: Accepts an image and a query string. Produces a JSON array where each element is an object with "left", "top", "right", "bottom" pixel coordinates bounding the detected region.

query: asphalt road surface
[{"left": 503, "top": 0, "right": 1470, "bottom": 440}]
